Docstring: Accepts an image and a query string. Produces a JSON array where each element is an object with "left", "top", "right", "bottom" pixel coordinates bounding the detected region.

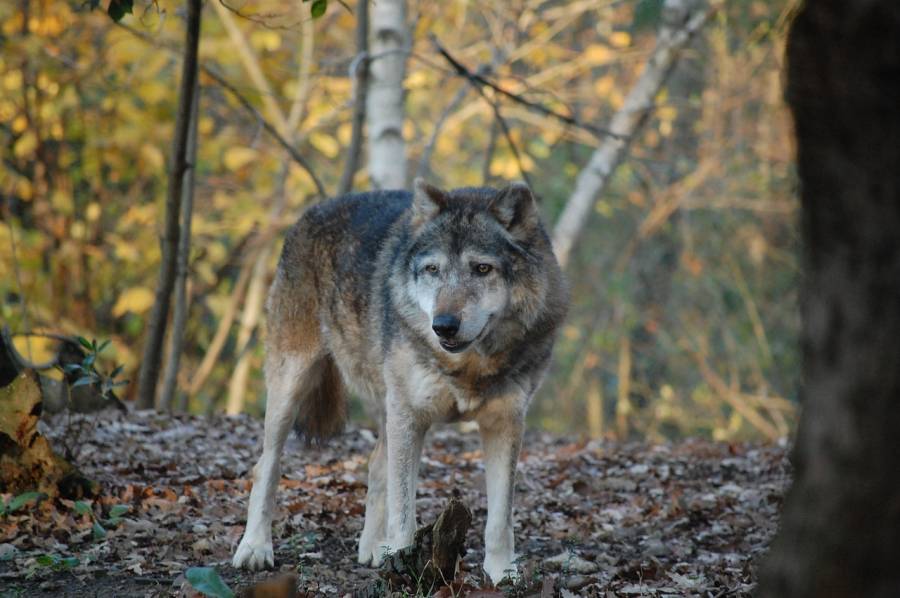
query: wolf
[{"left": 231, "top": 179, "right": 568, "bottom": 584}]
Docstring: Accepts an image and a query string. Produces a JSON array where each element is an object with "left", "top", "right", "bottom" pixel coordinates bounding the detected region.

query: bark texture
[
  {"left": 366, "top": 0, "right": 407, "bottom": 190},
  {"left": 158, "top": 83, "right": 200, "bottom": 412},
  {"left": 551, "top": 0, "right": 712, "bottom": 268},
  {"left": 136, "top": 0, "right": 203, "bottom": 409},
  {"left": 757, "top": 2, "right": 900, "bottom": 596}
]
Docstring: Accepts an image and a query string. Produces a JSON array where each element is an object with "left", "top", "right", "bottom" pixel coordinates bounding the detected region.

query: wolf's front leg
[
  {"left": 232, "top": 354, "right": 305, "bottom": 570},
  {"left": 358, "top": 435, "right": 387, "bottom": 565},
  {"left": 383, "top": 404, "right": 426, "bottom": 560},
  {"left": 478, "top": 407, "right": 525, "bottom": 584}
]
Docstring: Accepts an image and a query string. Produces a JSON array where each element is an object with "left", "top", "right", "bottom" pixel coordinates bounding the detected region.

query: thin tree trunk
[
  {"left": 338, "top": 0, "right": 369, "bottom": 195},
  {"left": 225, "top": 243, "right": 271, "bottom": 415},
  {"left": 757, "top": 2, "right": 900, "bottom": 596},
  {"left": 551, "top": 0, "right": 714, "bottom": 268},
  {"left": 187, "top": 258, "right": 254, "bottom": 396},
  {"left": 615, "top": 335, "right": 631, "bottom": 440},
  {"left": 366, "top": 0, "right": 408, "bottom": 190},
  {"left": 586, "top": 379, "right": 604, "bottom": 439},
  {"left": 211, "top": 0, "right": 288, "bottom": 133},
  {"left": 158, "top": 81, "right": 199, "bottom": 412},
  {"left": 136, "top": 0, "right": 202, "bottom": 409},
  {"left": 222, "top": 15, "right": 317, "bottom": 413}
]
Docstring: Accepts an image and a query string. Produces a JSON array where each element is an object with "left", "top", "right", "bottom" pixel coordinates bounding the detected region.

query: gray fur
[{"left": 233, "top": 179, "right": 568, "bottom": 583}]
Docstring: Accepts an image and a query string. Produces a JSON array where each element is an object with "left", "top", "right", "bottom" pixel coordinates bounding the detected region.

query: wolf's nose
[{"left": 432, "top": 314, "right": 460, "bottom": 339}]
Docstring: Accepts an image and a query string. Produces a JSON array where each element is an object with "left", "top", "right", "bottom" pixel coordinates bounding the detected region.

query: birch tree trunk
[
  {"left": 757, "top": 2, "right": 900, "bottom": 596},
  {"left": 551, "top": 0, "right": 713, "bottom": 268},
  {"left": 366, "top": 0, "right": 408, "bottom": 190},
  {"left": 136, "top": 0, "right": 202, "bottom": 409},
  {"left": 158, "top": 81, "right": 199, "bottom": 412}
]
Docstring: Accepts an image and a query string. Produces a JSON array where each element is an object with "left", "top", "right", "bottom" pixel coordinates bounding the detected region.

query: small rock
[{"left": 545, "top": 550, "right": 599, "bottom": 574}]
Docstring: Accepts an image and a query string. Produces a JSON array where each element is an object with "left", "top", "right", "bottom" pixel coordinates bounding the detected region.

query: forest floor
[{"left": 0, "top": 410, "right": 790, "bottom": 597}]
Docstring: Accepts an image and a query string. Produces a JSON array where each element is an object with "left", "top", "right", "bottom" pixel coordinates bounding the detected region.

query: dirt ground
[{"left": 0, "top": 410, "right": 790, "bottom": 596}]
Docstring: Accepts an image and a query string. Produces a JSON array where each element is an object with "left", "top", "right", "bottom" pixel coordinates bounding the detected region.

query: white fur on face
[{"left": 410, "top": 250, "right": 510, "bottom": 347}]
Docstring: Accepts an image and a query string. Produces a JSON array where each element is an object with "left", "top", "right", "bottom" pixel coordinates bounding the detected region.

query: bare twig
[
  {"left": 212, "top": 0, "right": 289, "bottom": 133},
  {"left": 201, "top": 67, "right": 327, "bottom": 197},
  {"left": 481, "top": 116, "right": 499, "bottom": 185},
  {"left": 188, "top": 256, "right": 255, "bottom": 396},
  {"left": 415, "top": 70, "right": 482, "bottom": 181},
  {"left": 430, "top": 35, "right": 622, "bottom": 141}
]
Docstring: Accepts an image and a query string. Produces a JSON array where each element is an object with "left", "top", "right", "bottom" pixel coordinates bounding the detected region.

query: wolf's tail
[{"left": 293, "top": 354, "right": 346, "bottom": 444}]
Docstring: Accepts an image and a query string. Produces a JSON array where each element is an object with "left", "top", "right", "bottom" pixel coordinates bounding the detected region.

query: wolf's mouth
[{"left": 439, "top": 339, "right": 472, "bottom": 353}]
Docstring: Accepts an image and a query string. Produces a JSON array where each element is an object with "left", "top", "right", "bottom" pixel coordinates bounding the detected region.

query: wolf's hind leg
[
  {"left": 357, "top": 433, "right": 387, "bottom": 565},
  {"left": 232, "top": 351, "right": 312, "bottom": 570}
]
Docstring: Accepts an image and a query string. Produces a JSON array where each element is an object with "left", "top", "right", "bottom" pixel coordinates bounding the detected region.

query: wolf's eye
[
  {"left": 474, "top": 263, "right": 493, "bottom": 276},
  {"left": 424, "top": 264, "right": 439, "bottom": 274}
]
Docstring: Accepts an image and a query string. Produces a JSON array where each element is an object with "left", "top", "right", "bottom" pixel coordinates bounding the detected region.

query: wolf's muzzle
[{"left": 432, "top": 314, "right": 461, "bottom": 339}]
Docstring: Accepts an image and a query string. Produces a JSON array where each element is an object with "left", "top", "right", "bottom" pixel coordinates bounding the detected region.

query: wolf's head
[{"left": 399, "top": 178, "right": 550, "bottom": 354}]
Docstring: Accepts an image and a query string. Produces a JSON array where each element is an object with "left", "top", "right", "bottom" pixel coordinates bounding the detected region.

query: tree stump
[
  {"left": 373, "top": 497, "right": 473, "bottom": 595},
  {"left": 0, "top": 370, "right": 98, "bottom": 499}
]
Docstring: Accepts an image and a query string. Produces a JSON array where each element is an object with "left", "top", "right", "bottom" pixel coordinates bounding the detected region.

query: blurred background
[{"left": 0, "top": 0, "right": 798, "bottom": 442}]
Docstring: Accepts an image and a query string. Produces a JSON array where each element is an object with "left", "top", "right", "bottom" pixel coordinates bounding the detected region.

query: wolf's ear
[
  {"left": 489, "top": 182, "right": 538, "bottom": 237},
  {"left": 411, "top": 178, "right": 448, "bottom": 227}
]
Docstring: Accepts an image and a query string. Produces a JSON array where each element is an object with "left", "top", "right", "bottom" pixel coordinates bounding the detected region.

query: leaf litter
[{"left": 0, "top": 410, "right": 790, "bottom": 596}]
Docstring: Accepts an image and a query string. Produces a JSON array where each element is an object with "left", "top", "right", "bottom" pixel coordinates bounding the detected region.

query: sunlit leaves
[
  {"left": 112, "top": 287, "right": 156, "bottom": 317},
  {"left": 222, "top": 146, "right": 258, "bottom": 171}
]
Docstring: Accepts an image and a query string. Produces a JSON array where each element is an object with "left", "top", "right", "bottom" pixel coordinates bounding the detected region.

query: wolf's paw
[
  {"left": 359, "top": 542, "right": 396, "bottom": 567},
  {"left": 232, "top": 536, "right": 274, "bottom": 570},
  {"left": 357, "top": 540, "right": 383, "bottom": 566},
  {"left": 483, "top": 553, "right": 519, "bottom": 585}
]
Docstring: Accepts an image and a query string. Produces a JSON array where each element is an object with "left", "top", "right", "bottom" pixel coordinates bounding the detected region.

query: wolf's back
[{"left": 268, "top": 190, "right": 413, "bottom": 442}]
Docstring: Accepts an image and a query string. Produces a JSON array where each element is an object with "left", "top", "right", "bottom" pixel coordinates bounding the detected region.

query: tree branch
[
  {"left": 118, "top": 23, "right": 327, "bottom": 198},
  {"left": 551, "top": 0, "right": 717, "bottom": 268},
  {"left": 430, "top": 35, "right": 622, "bottom": 142}
]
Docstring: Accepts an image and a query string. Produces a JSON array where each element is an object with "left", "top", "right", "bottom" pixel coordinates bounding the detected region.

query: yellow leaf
[
  {"left": 86, "top": 202, "right": 101, "bottom": 222},
  {"left": 113, "top": 287, "right": 156, "bottom": 317},
  {"left": 657, "top": 106, "right": 678, "bottom": 122},
  {"left": 610, "top": 32, "right": 631, "bottom": 48},
  {"left": 13, "top": 131, "right": 37, "bottom": 158},
  {"left": 3, "top": 70, "right": 23, "bottom": 91},
  {"left": 138, "top": 80, "right": 169, "bottom": 104},
  {"left": 309, "top": 132, "right": 340, "bottom": 159},
  {"left": 250, "top": 30, "right": 281, "bottom": 52},
  {"left": 223, "top": 146, "right": 258, "bottom": 171},
  {"left": 15, "top": 178, "right": 33, "bottom": 200},
  {"left": 140, "top": 144, "right": 165, "bottom": 170},
  {"left": 12, "top": 114, "right": 28, "bottom": 134},
  {"left": 593, "top": 75, "right": 615, "bottom": 98},
  {"left": 584, "top": 44, "right": 613, "bottom": 65},
  {"left": 51, "top": 190, "right": 73, "bottom": 215}
]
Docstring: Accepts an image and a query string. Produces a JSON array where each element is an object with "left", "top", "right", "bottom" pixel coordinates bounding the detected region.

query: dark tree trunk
[
  {"left": 136, "top": 0, "right": 203, "bottom": 409},
  {"left": 757, "top": 2, "right": 900, "bottom": 597},
  {"left": 337, "top": 0, "right": 369, "bottom": 195}
]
